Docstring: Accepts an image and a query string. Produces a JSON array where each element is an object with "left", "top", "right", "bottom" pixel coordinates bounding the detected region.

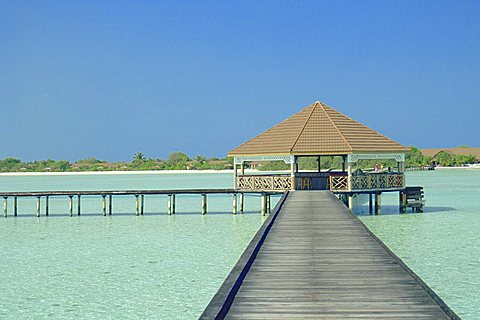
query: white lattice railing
[
  {"left": 330, "top": 173, "right": 404, "bottom": 192},
  {"left": 237, "top": 175, "right": 291, "bottom": 191}
]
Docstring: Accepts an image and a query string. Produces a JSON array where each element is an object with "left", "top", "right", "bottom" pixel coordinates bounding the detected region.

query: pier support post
[
  {"left": 369, "top": 193, "right": 373, "bottom": 215},
  {"left": 69, "top": 196, "right": 73, "bottom": 217},
  {"left": 233, "top": 193, "right": 237, "bottom": 214},
  {"left": 135, "top": 195, "right": 139, "bottom": 216},
  {"left": 374, "top": 193, "right": 382, "bottom": 215},
  {"left": 168, "top": 195, "right": 172, "bottom": 215},
  {"left": 3, "top": 197, "right": 7, "bottom": 218},
  {"left": 141, "top": 195, "right": 144, "bottom": 215},
  {"left": 14, "top": 197, "right": 17, "bottom": 217},
  {"left": 239, "top": 193, "right": 244, "bottom": 213},
  {"left": 201, "top": 194, "right": 207, "bottom": 215},
  {"left": 77, "top": 195, "right": 81, "bottom": 216},
  {"left": 399, "top": 191, "right": 407, "bottom": 213},
  {"left": 108, "top": 195, "right": 112, "bottom": 215},
  {"left": 36, "top": 197, "right": 41, "bottom": 217},
  {"left": 172, "top": 194, "right": 176, "bottom": 214},
  {"left": 266, "top": 195, "right": 271, "bottom": 214},
  {"left": 102, "top": 195, "right": 107, "bottom": 216},
  {"left": 45, "top": 196, "right": 49, "bottom": 216},
  {"left": 348, "top": 194, "right": 353, "bottom": 210},
  {"left": 261, "top": 194, "right": 266, "bottom": 216}
]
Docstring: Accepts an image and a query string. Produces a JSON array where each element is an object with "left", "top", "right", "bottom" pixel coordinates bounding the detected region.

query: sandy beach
[{"left": 0, "top": 170, "right": 242, "bottom": 176}]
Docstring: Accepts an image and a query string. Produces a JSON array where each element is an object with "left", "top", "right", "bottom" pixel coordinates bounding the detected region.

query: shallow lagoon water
[
  {"left": 358, "top": 169, "right": 480, "bottom": 319},
  {"left": 0, "top": 170, "right": 479, "bottom": 319},
  {"left": 0, "top": 173, "right": 271, "bottom": 319}
]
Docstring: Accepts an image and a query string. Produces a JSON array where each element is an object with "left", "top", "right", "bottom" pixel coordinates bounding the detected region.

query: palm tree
[{"left": 133, "top": 152, "right": 145, "bottom": 162}]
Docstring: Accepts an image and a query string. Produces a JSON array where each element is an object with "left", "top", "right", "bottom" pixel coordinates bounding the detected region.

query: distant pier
[{"left": 0, "top": 189, "right": 281, "bottom": 217}]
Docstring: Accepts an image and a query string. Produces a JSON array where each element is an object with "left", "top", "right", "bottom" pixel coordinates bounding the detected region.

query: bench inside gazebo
[{"left": 228, "top": 101, "right": 411, "bottom": 212}]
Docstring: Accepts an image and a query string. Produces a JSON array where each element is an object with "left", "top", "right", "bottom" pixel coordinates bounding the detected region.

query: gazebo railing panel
[
  {"left": 237, "top": 175, "right": 291, "bottom": 191},
  {"left": 330, "top": 173, "right": 404, "bottom": 192},
  {"left": 329, "top": 176, "right": 348, "bottom": 191}
]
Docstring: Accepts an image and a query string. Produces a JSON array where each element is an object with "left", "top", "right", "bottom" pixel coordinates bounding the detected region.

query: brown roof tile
[{"left": 229, "top": 101, "right": 409, "bottom": 156}]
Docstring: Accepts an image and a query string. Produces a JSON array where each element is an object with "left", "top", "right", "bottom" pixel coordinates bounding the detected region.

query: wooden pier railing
[
  {"left": 237, "top": 175, "right": 291, "bottom": 191},
  {"left": 330, "top": 173, "right": 405, "bottom": 192}
]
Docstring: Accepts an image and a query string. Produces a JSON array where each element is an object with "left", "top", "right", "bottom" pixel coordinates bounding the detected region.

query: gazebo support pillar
[
  {"left": 347, "top": 162, "right": 352, "bottom": 191},
  {"left": 233, "top": 163, "right": 238, "bottom": 190},
  {"left": 290, "top": 156, "right": 296, "bottom": 190}
]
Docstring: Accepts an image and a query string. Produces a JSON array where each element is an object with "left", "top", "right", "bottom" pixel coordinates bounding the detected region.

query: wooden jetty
[
  {"left": 201, "top": 191, "right": 458, "bottom": 319},
  {"left": 0, "top": 189, "right": 281, "bottom": 217}
]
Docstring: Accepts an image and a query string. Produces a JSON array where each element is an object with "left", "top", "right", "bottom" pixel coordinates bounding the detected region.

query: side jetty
[
  {"left": 201, "top": 191, "right": 458, "bottom": 319},
  {"left": 0, "top": 189, "right": 281, "bottom": 217}
]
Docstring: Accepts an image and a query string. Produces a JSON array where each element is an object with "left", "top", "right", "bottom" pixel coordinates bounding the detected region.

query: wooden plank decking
[{"left": 202, "top": 191, "right": 456, "bottom": 319}]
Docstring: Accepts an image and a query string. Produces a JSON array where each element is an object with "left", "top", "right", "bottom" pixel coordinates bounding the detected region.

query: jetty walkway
[{"left": 202, "top": 191, "right": 457, "bottom": 319}]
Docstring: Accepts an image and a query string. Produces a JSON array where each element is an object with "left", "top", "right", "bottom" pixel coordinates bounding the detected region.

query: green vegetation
[
  {"left": 0, "top": 146, "right": 477, "bottom": 173},
  {"left": 0, "top": 153, "right": 233, "bottom": 173}
]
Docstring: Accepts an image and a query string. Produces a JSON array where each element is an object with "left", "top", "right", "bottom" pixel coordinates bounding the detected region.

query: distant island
[{"left": 0, "top": 147, "right": 478, "bottom": 173}]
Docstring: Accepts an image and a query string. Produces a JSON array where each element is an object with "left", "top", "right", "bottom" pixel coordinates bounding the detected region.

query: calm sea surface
[
  {"left": 357, "top": 169, "right": 480, "bottom": 319},
  {"left": 0, "top": 170, "right": 479, "bottom": 319},
  {"left": 0, "top": 173, "right": 272, "bottom": 319}
]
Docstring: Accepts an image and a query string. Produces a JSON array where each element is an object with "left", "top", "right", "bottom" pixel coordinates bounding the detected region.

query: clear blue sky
[{"left": 1, "top": 1, "right": 479, "bottom": 161}]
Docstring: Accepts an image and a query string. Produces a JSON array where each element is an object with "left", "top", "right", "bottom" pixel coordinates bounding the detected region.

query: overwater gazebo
[{"left": 228, "top": 101, "right": 411, "bottom": 211}]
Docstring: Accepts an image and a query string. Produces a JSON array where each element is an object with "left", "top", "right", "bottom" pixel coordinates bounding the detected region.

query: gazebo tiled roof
[{"left": 229, "top": 101, "right": 409, "bottom": 156}]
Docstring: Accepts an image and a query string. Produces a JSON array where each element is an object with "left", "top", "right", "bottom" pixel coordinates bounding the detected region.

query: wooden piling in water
[
  {"left": 399, "top": 191, "right": 407, "bottom": 213},
  {"left": 375, "top": 193, "right": 382, "bottom": 215},
  {"left": 261, "top": 194, "right": 266, "bottom": 216},
  {"left": 69, "top": 196, "right": 73, "bottom": 216},
  {"left": 77, "top": 195, "right": 81, "bottom": 216},
  {"left": 168, "top": 195, "right": 172, "bottom": 215},
  {"left": 172, "top": 194, "right": 176, "bottom": 214},
  {"left": 369, "top": 193, "right": 373, "bottom": 215},
  {"left": 3, "top": 197, "right": 7, "bottom": 218},
  {"left": 14, "top": 197, "right": 17, "bottom": 216},
  {"left": 233, "top": 193, "right": 237, "bottom": 214},
  {"left": 348, "top": 194, "right": 353, "bottom": 209},
  {"left": 141, "top": 195, "right": 144, "bottom": 215},
  {"left": 239, "top": 193, "right": 244, "bottom": 213},
  {"left": 102, "top": 195, "right": 107, "bottom": 216},
  {"left": 135, "top": 195, "right": 139, "bottom": 216},
  {"left": 266, "top": 195, "right": 271, "bottom": 214},
  {"left": 36, "top": 197, "right": 41, "bottom": 217},
  {"left": 108, "top": 195, "right": 112, "bottom": 215},
  {"left": 201, "top": 194, "right": 207, "bottom": 215},
  {"left": 45, "top": 196, "right": 49, "bottom": 216}
]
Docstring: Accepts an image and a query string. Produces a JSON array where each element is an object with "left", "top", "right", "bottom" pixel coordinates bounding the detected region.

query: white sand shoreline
[{"left": 0, "top": 169, "right": 242, "bottom": 176}]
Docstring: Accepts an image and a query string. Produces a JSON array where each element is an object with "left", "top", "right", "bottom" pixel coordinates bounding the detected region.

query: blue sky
[{"left": 1, "top": 1, "right": 479, "bottom": 161}]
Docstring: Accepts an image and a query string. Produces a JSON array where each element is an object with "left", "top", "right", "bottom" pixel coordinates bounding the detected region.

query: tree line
[
  {"left": 0, "top": 152, "right": 233, "bottom": 173},
  {"left": 0, "top": 147, "right": 477, "bottom": 173}
]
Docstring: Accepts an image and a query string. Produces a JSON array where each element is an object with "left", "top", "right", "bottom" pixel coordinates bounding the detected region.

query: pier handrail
[
  {"left": 237, "top": 175, "right": 291, "bottom": 191},
  {"left": 0, "top": 188, "right": 283, "bottom": 197},
  {"left": 330, "top": 172, "right": 404, "bottom": 192}
]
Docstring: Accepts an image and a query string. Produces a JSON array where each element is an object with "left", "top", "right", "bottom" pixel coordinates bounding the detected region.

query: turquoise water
[
  {"left": 0, "top": 173, "right": 271, "bottom": 319},
  {"left": 358, "top": 169, "right": 480, "bottom": 320},
  {"left": 0, "top": 170, "right": 479, "bottom": 319}
]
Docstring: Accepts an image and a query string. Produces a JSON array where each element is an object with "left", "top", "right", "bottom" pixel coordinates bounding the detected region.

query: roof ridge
[
  {"left": 289, "top": 102, "right": 318, "bottom": 152},
  {"left": 320, "top": 103, "right": 352, "bottom": 152}
]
